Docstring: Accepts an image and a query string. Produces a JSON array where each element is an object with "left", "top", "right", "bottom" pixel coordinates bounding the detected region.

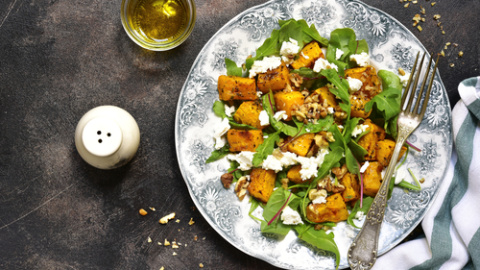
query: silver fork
[{"left": 347, "top": 52, "right": 439, "bottom": 270}]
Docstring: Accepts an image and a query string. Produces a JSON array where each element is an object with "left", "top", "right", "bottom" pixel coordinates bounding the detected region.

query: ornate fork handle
[{"left": 347, "top": 131, "right": 408, "bottom": 270}]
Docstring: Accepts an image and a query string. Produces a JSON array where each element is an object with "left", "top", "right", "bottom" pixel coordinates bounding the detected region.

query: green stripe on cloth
[
  {"left": 468, "top": 224, "right": 480, "bottom": 267},
  {"left": 411, "top": 112, "right": 478, "bottom": 270},
  {"left": 467, "top": 98, "right": 480, "bottom": 121}
]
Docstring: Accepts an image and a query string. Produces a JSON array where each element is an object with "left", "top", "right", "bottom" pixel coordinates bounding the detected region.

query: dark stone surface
[{"left": 0, "top": 0, "right": 478, "bottom": 269}]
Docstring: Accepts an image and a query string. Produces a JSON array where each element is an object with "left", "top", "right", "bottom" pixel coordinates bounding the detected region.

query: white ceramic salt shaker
[{"left": 75, "top": 105, "right": 140, "bottom": 169}]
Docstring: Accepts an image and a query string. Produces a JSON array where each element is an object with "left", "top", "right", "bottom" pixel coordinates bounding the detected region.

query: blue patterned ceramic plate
[{"left": 175, "top": 0, "right": 452, "bottom": 269}]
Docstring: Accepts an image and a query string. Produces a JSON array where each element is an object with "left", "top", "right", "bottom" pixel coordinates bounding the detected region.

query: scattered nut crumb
[
  {"left": 172, "top": 252, "right": 177, "bottom": 256},
  {"left": 164, "top": 239, "right": 171, "bottom": 246},
  {"left": 199, "top": 263, "right": 204, "bottom": 268},
  {"left": 149, "top": 207, "right": 156, "bottom": 211},
  {"left": 417, "top": 25, "right": 423, "bottom": 32},
  {"left": 172, "top": 241, "right": 179, "bottom": 249},
  {"left": 458, "top": 51, "right": 464, "bottom": 57},
  {"left": 160, "top": 267, "right": 165, "bottom": 270},
  {"left": 159, "top": 212, "right": 176, "bottom": 224},
  {"left": 202, "top": 237, "right": 206, "bottom": 240},
  {"left": 440, "top": 50, "right": 445, "bottom": 57},
  {"left": 194, "top": 235, "right": 198, "bottom": 241},
  {"left": 433, "top": 14, "right": 441, "bottom": 20},
  {"left": 220, "top": 173, "right": 233, "bottom": 189},
  {"left": 419, "top": 178, "right": 425, "bottom": 184},
  {"left": 157, "top": 242, "right": 162, "bottom": 245},
  {"left": 147, "top": 237, "right": 152, "bottom": 243},
  {"left": 139, "top": 208, "right": 148, "bottom": 216},
  {"left": 188, "top": 218, "right": 195, "bottom": 225},
  {"left": 449, "top": 63, "right": 455, "bottom": 68},
  {"left": 431, "top": 2, "right": 436, "bottom": 6},
  {"left": 398, "top": 67, "right": 406, "bottom": 76},
  {"left": 175, "top": 219, "right": 181, "bottom": 223},
  {"left": 404, "top": 3, "right": 410, "bottom": 8}
]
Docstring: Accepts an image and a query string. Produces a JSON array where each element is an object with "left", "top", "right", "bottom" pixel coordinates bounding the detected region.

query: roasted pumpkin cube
[
  {"left": 233, "top": 101, "right": 264, "bottom": 129},
  {"left": 274, "top": 90, "right": 305, "bottom": 121},
  {"left": 218, "top": 75, "right": 257, "bottom": 101},
  {"left": 286, "top": 133, "right": 315, "bottom": 157},
  {"left": 363, "top": 161, "right": 384, "bottom": 197},
  {"left": 344, "top": 66, "right": 382, "bottom": 98},
  {"left": 257, "top": 62, "right": 290, "bottom": 93},
  {"left": 341, "top": 172, "right": 360, "bottom": 203},
  {"left": 350, "top": 94, "right": 372, "bottom": 119},
  {"left": 375, "top": 139, "right": 408, "bottom": 167},
  {"left": 306, "top": 193, "right": 349, "bottom": 223},
  {"left": 291, "top": 41, "right": 324, "bottom": 70},
  {"left": 248, "top": 168, "right": 276, "bottom": 203},
  {"left": 287, "top": 164, "right": 312, "bottom": 184},
  {"left": 314, "top": 86, "right": 338, "bottom": 108},
  {"left": 227, "top": 129, "right": 264, "bottom": 152},
  {"left": 358, "top": 119, "right": 386, "bottom": 160}
]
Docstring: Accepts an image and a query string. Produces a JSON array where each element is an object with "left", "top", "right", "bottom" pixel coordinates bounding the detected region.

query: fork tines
[{"left": 401, "top": 52, "right": 440, "bottom": 118}]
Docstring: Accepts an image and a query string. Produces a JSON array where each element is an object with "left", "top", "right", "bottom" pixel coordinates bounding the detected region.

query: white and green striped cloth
[{"left": 373, "top": 77, "right": 480, "bottom": 270}]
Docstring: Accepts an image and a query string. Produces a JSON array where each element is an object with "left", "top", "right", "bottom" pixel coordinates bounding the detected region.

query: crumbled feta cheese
[
  {"left": 259, "top": 110, "right": 270, "bottom": 126},
  {"left": 273, "top": 110, "right": 288, "bottom": 121},
  {"left": 249, "top": 56, "right": 282, "bottom": 78},
  {"left": 355, "top": 210, "right": 365, "bottom": 220},
  {"left": 327, "top": 107, "right": 335, "bottom": 114},
  {"left": 360, "top": 161, "right": 370, "bottom": 173},
  {"left": 262, "top": 149, "right": 298, "bottom": 172},
  {"left": 213, "top": 118, "right": 230, "bottom": 149},
  {"left": 346, "top": 77, "right": 363, "bottom": 93},
  {"left": 301, "top": 51, "right": 309, "bottom": 59},
  {"left": 350, "top": 52, "right": 370, "bottom": 67},
  {"left": 281, "top": 206, "right": 304, "bottom": 225},
  {"left": 280, "top": 38, "right": 300, "bottom": 58},
  {"left": 351, "top": 124, "right": 369, "bottom": 138},
  {"left": 312, "top": 194, "right": 327, "bottom": 204},
  {"left": 224, "top": 104, "right": 235, "bottom": 117},
  {"left": 256, "top": 91, "right": 263, "bottom": 98},
  {"left": 394, "top": 168, "right": 408, "bottom": 185},
  {"left": 296, "top": 148, "right": 329, "bottom": 180},
  {"left": 227, "top": 151, "right": 255, "bottom": 171},
  {"left": 312, "top": 58, "right": 338, "bottom": 73},
  {"left": 399, "top": 72, "right": 411, "bottom": 87},
  {"left": 335, "top": 48, "right": 344, "bottom": 60}
]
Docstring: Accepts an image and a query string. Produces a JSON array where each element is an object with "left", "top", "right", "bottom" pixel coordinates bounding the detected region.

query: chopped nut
[
  {"left": 433, "top": 14, "right": 441, "bottom": 20},
  {"left": 199, "top": 263, "right": 205, "bottom": 268},
  {"left": 412, "top": 0, "right": 417, "bottom": 4},
  {"left": 417, "top": 25, "right": 423, "bottom": 32},
  {"left": 164, "top": 239, "right": 171, "bottom": 246},
  {"left": 194, "top": 235, "right": 198, "bottom": 241},
  {"left": 172, "top": 241, "right": 179, "bottom": 249},
  {"left": 308, "top": 188, "right": 327, "bottom": 201},
  {"left": 172, "top": 252, "right": 177, "bottom": 256},
  {"left": 149, "top": 207, "right": 156, "bottom": 211},
  {"left": 175, "top": 219, "right": 180, "bottom": 223},
  {"left": 419, "top": 178, "right": 425, "bottom": 184},
  {"left": 188, "top": 217, "right": 195, "bottom": 225},
  {"left": 442, "top": 30, "right": 445, "bottom": 35},
  {"left": 458, "top": 51, "right": 464, "bottom": 57},
  {"left": 449, "top": 63, "right": 455, "bottom": 68},
  {"left": 234, "top": 176, "right": 250, "bottom": 201},
  {"left": 404, "top": 3, "right": 410, "bottom": 7},
  {"left": 160, "top": 267, "right": 165, "bottom": 270},
  {"left": 159, "top": 212, "right": 176, "bottom": 224},
  {"left": 147, "top": 237, "right": 152, "bottom": 243},
  {"left": 440, "top": 50, "right": 445, "bottom": 57},
  {"left": 420, "top": 5, "right": 425, "bottom": 14},
  {"left": 446, "top": 42, "right": 451, "bottom": 46},
  {"left": 220, "top": 173, "right": 233, "bottom": 189},
  {"left": 139, "top": 208, "right": 148, "bottom": 216},
  {"left": 157, "top": 242, "right": 162, "bottom": 245},
  {"left": 332, "top": 164, "right": 348, "bottom": 180},
  {"left": 431, "top": 2, "right": 436, "bottom": 6},
  {"left": 398, "top": 67, "right": 406, "bottom": 76}
]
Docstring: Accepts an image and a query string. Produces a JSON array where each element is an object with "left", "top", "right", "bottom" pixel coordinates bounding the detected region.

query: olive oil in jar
[{"left": 131, "top": 0, "right": 187, "bottom": 42}]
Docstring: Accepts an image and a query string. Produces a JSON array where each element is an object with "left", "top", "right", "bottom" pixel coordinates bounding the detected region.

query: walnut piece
[
  {"left": 234, "top": 176, "right": 250, "bottom": 201},
  {"left": 220, "top": 173, "right": 233, "bottom": 189}
]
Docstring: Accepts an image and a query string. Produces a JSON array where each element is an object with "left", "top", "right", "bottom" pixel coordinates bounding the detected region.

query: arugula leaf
[
  {"left": 252, "top": 131, "right": 280, "bottom": 167},
  {"left": 320, "top": 69, "right": 351, "bottom": 118},
  {"left": 294, "top": 224, "right": 340, "bottom": 269},
  {"left": 225, "top": 58, "right": 243, "bottom": 77},
  {"left": 345, "top": 147, "right": 360, "bottom": 174},
  {"left": 206, "top": 144, "right": 230, "bottom": 163},
  {"left": 347, "top": 196, "right": 374, "bottom": 229},
  {"left": 348, "top": 140, "right": 367, "bottom": 162},
  {"left": 212, "top": 100, "right": 228, "bottom": 118},
  {"left": 261, "top": 189, "right": 296, "bottom": 237},
  {"left": 315, "top": 147, "right": 344, "bottom": 181},
  {"left": 248, "top": 197, "right": 263, "bottom": 222},
  {"left": 365, "top": 70, "right": 402, "bottom": 121},
  {"left": 246, "top": 19, "right": 328, "bottom": 70}
]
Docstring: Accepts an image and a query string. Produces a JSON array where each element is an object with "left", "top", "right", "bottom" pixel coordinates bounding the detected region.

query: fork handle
[{"left": 347, "top": 137, "right": 407, "bottom": 270}]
